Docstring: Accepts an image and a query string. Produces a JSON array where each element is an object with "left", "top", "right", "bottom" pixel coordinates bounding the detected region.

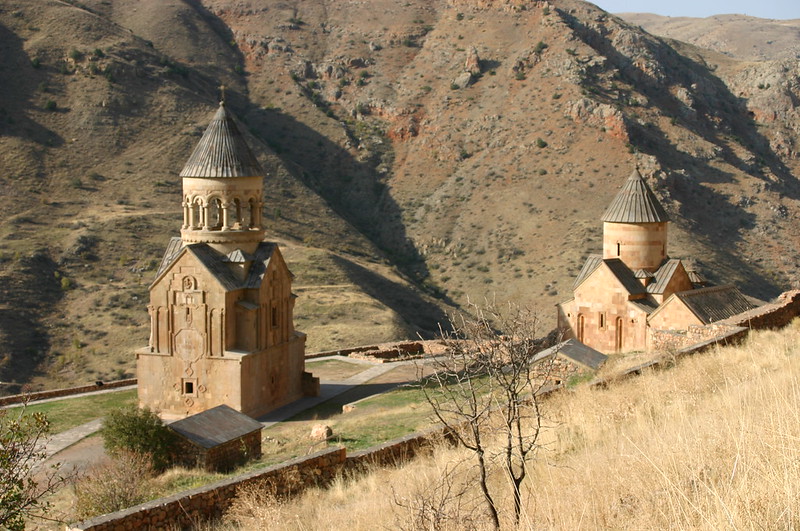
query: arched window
[
  {"left": 208, "top": 198, "right": 223, "bottom": 230},
  {"left": 230, "top": 198, "right": 242, "bottom": 229},
  {"left": 248, "top": 198, "right": 257, "bottom": 228},
  {"left": 191, "top": 199, "right": 202, "bottom": 229}
]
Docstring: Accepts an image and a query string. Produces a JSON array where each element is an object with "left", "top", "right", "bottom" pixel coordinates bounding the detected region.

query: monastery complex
[
  {"left": 134, "top": 100, "right": 767, "bottom": 421},
  {"left": 136, "top": 102, "right": 318, "bottom": 420},
  {"left": 557, "top": 168, "right": 759, "bottom": 353}
]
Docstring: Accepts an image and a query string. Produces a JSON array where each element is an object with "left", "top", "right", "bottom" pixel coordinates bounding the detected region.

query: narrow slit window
[{"left": 599, "top": 312, "right": 606, "bottom": 329}]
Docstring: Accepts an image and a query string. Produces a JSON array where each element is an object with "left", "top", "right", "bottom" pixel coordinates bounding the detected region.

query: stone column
[
  {"left": 188, "top": 202, "right": 196, "bottom": 230},
  {"left": 221, "top": 201, "right": 230, "bottom": 230},
  {"left": 202, "top": 202, "right": 210, "bottom": 231},
  {"left": 182, "top": 201, "right": 189, "bottom": 230}
]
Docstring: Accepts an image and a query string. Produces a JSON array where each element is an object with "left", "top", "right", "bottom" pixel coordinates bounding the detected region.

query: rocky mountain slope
[
  {"left": 1, "top": 0, "right": 799, "bottom": 392},
  {"left": 619, "top": 13, "right": 800, "bottom": 62}
]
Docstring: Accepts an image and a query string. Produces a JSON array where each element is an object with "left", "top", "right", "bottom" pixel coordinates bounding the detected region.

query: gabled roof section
[
  {"left": 187, "top": 245, "right": 241, "bottom": 291},
  {"left": 604, "top": 258, "right": 647, "bottom": 296},
  {"left": 647, "top": 258, "right": 682, "bottom": 294},
  {"left": 180, "top": 102, "right": 264, "bottom": 178},
  {"left": 153, "top": 241, "right": 279, "bottom": 292},
  {"left": 156, "top": 237, "right": 185, "bottom": 278},
  {"left": 169, "top": 404, "right": 263, "bottom": 449},
  {"left": 532, "top": 339, "right": 608, "bottom": 371},
  {"left": 601, "top": 168, "right": 669, "bottom": 223},
  {"left": 573, "top": 256, "right": 646, "bottom": 297},
  {"left": 244, "top": 242, "right": 277, "bottom": 289},
  {"left": 672, "top": 285, "right": 759, "bottom": 324},
  {"left": 573, "top": 254, "right": 603, "bottom": 290}
]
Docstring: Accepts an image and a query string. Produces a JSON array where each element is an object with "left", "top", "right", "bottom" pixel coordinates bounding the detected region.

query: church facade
[
  {"left": 557, "top": 168, "right": 758, "bottom": 354},
  {"left": 137, "top": 102, "right": 318, "bottom": 419}
]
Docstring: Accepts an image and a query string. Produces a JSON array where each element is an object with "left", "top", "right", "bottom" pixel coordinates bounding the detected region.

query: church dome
[
  {"left": 601, "top": 167, "right": 669, "bottom": 223},
  {"left": 180, "top": 102, "right": 264, "bottom": 178}
]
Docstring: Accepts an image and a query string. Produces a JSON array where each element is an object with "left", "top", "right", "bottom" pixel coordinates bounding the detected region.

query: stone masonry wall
[
  {"left": 649, "top": 323, "right": 742, "bottom": 352},
  {"left": 67, "top": 427, "right": 453, "bottom": 531},
  {"left": 0, "top": 379, "right": 136, "bottom": 407},
  {"left": 67, "top": 447, "right": 347, "bottom": 531}
]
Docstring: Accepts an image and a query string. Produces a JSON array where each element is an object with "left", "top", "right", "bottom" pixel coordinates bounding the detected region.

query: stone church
[
  {"left": 557, "top": 168, "right": 758, "bottom": 353},
  {"left": 137, "top": 102, "right": 318, "bottom": 419}
]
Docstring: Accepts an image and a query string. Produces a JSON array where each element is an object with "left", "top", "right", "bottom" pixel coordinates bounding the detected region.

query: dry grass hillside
[
  {"left": 221, "top": 321, "right": 800, "bottom": 530},
  {"left": 1, "top": 0, "right": 800, "bottom": 392}
]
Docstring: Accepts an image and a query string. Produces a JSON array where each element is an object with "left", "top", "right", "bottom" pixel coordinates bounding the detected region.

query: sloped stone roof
[
  {"left": 532, "top": 338, "right": 608, "bottom": 371},
  {"left": 180, "top": 102, "right": 264, "bottom": 178},
  {"left": 573, "top": 254, "right": 603, "bottom": 290},
  {"left": 601, "top": 168, "right": 669, "bottom": 223},
  {"left": 604, "top": 258, "right": 647, "bottom": 296},
  {"left": 169, "top": 404, "right": 263, "bottom": 449},
  {"left": 672, "top": 285, "right": 759, "bottom": 324},
  {"left": 647, "top": 258, "right": 683, "bottom": 294},
  {"left": 152, "top": 241, "right": 278, "bottom": 292}
]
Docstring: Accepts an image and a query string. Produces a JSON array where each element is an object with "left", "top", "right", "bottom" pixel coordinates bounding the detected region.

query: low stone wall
[
  {"left": 67, "top": 446, "right": 347, "bottom": 531},
  {"left": 0, "top": 379, "right": 137, "bottom": 407},
  {"left": 649, "top": 323, "right": 742, "bottom": 352},
  {"left": 346, "top": 426, "right": 455, "bottom": 471},
  {"left": 67, "top": 425, "right": 455, "bottom": 530}
]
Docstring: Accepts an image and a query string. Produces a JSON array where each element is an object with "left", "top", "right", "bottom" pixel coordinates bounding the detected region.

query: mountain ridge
[{"left": 1, "top": 0, "right": 799, "bottom": 392}]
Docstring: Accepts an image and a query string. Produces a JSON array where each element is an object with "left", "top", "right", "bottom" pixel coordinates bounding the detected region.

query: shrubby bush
[{"left": 102, "top": 406, "right": 176, "bottom": 471}]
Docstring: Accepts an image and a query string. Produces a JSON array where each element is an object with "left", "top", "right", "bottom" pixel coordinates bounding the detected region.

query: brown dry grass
[{"left": 220, "top": 320, "right": 800, "bottom": 529}]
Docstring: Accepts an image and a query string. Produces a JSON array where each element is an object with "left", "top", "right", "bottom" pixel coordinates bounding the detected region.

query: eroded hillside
[{"left": 1, "top": 0, "right": 799, "bottom": 392}]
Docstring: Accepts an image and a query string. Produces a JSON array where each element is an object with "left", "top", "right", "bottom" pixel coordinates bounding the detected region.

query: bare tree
[
  {"left": 0, "top": 402, "right": 70, "bottom": 530},
  {"left": 420, "top": 301, "right": 556, "bottom": 529}
]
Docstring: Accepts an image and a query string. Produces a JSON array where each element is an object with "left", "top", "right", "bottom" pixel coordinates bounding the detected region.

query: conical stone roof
[
  {"left": 601, "top": 168, "right": 669, "bottom": 223},
  {"left": 180, "top": 102, "right": 264, "bottom": 178}
]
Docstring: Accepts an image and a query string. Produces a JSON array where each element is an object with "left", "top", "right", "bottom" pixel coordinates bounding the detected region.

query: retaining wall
[
  {"left": 67, "top": 426, "right": 450, "bottom": 530},
  {"left": 0, "top": 379, "right": 137, "bottom": 407}
]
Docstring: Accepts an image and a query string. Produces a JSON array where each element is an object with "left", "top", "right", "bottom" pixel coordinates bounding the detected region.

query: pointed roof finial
[{"left": 219, "top": 84, "right": 227, "bottom": 105}]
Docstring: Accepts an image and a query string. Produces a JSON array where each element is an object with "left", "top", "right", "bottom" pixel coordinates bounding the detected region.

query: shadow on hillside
[
  {"left": 0, "top": 23, "right": 63, "bottom": 146},
  {"left": 329, "top": 254, "right": 452, "bottom": 338},
  {"left": 0, "top": 251, "right": 64, "bottom": 394}
]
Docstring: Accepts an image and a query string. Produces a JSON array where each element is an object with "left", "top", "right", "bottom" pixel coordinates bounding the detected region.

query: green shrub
[
  {"left": 30, "top": 57, "right": 41, "bottom": 68},
  {"left": 533, "top": 41, "right": 548, "bottom": 54},
  {"left": 536, "top": 138, "right": 548, "bottom": 149},
  {"left": 44, "top": 100, "right": 57, "bottom": 111},
  {"left": 102, "top": 406, "right": 176, "bottom": 471}
]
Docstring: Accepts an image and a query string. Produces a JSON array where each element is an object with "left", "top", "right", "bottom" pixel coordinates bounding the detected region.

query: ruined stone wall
[
  {"left": 308, "top": 340, "right": 448, "bottom": 361},
  {"left": 649, "top": 323, "right": 738, "bottom": 352}
]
